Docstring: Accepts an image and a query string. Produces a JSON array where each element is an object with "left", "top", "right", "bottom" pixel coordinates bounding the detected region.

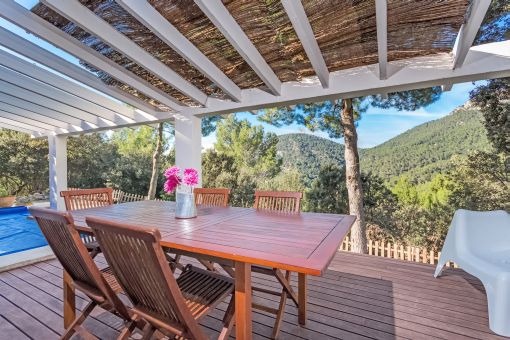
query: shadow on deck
[{"left": 0, "top": 251, "right": 504, "bottom": 339}]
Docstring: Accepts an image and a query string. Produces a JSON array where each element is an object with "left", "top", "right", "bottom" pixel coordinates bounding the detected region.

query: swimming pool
[{"left": 0, "top": 206, "right": 47, "bottom": 256}]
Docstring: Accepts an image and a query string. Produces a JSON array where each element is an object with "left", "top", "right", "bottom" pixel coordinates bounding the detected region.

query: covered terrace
[{"left": 0, "top": 0, "right": 509, "bottom": 339}]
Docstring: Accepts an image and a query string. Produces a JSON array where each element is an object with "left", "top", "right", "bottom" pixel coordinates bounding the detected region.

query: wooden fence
[
  {"left": 340, "top": 236, "right": 458, "bottom": 267},
  {"left": 68, "top": 188, "right": 148, "bottom": 203},
  {"left": 112, "top": 190, "right": 146, "bottom": 203}
]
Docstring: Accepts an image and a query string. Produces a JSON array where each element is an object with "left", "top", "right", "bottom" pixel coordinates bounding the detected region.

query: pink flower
[
  {"left": 164, "top": 166, "right": 180, "bottom": 179},
  {"left": 163, "top": 166, "right": 182, "bottom": 193},
  {"left": 164, "top": 176, "right": 180, "bottom": 193},
  {"left": 183, "top": 168, "right": 199, "bottom": 186}
]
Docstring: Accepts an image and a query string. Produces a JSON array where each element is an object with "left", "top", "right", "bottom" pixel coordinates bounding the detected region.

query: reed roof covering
[{"left": 31, "top": 0, "right": 469, "bottom": 111}]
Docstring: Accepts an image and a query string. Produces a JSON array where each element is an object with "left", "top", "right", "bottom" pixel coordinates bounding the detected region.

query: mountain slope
[
  {"left": 276, "top": 105, "right": 490, "bottom": 185},
  {"left": 277, "top": 133, "right": 344, "bottom": 184},
  {"left": 360, "top": 105, "right": 490, "bottom": 183}
]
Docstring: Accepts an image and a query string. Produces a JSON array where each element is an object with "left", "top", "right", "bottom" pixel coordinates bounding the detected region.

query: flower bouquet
[{"left": 164, "top": 166, "right": 199, "bottom": 219}]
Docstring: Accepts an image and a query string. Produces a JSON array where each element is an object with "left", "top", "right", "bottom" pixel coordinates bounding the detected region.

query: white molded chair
[{"left": 435, "top": 209, "right": 510, "bottom": 336}]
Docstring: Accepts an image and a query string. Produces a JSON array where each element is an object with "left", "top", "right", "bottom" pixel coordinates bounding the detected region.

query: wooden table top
[{"left": 70, "top": 200, "right": 355, "bottom": 276}]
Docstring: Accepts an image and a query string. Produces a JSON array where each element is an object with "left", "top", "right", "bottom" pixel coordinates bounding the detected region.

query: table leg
[
  {"left": 298, "top": 273, "right": 307, "bottom": 325},
  {"left": 235, "top": 262, "right": 252, "bottom": 340},
  {"left": 63, "top": 270, "right": 76, "bottom": 328}
]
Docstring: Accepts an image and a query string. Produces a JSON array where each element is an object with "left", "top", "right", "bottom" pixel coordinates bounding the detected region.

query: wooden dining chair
[
  {"left": 60, "top": 188, "right": 114, "bottom": 210},
  {"left": 86, "top": 216, "right": 236, "bottom": 340},
  {"left": 29, "top": 207, "right": 136, "bottom": 340},
  {"left": 194, "top": 188, "right": 231, "bottom": 207},
  {"left": 254, "top": 190, "right": 302, "bottom": 213},
  {"left": 60, "top": 188, "right": 114, "bottom": 258},
  {"left": 253, "top": 190, "right": 303, "bottom": 338}
]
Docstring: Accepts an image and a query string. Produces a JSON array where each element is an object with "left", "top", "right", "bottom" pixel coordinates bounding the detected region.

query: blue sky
[{"left": 4, "top": 0, "right": 476, "bottom": 149}]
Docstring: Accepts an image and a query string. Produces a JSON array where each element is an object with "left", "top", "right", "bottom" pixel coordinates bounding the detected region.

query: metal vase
[{"left": 175, "top": 191, "right": 197, "bottom": 219}]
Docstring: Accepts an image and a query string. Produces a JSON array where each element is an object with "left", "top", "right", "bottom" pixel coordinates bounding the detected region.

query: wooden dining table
[{"left": 66, "top": 200, "right": 355, "bottom": 339}]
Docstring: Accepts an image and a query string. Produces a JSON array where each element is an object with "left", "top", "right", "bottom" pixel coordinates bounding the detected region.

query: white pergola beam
[
  {"left": 0, "top": 122, "right": 37, "bottom": 135},
  {"left": 0, "top": 66, "right": 118, "bottom": 126},
  {"left": 41, "top": 0, "right": 207, "bottom": 106},
  {"left": 116, "top": 0, "right": 242, "bottom": 102},
  {"left": 375, "top": 0, "right": 388, "bottom": 80},
  {"left": 197, "top": 40, "right": 510, "bottom": 117},
  {"left": 0, "top": 101, "right": 72, "bottom": 130},
  {"left": 0, "top": 49, "right": 143, "bottom": 123},
  {"left": 0, "top": 116, "right": 46, "bottom": 133},
  {"left": 194, "top": 0, "right": 282, "bottom": 96},
  {"left": 452, "top": 0, "right": 491, "bottom": 69},
  {"left": 0, "top": 27, "right": 167, "bottom": 117},
  {"left": 442, "top": 83, "right": 453, "bottom": 92},
  {"left": 0, "top": 109, "right": 56, "bottom": 131},
  {"left": 0, "top": 0, "right": 184, "bottom": 111},
  {"left": 281, "top": 0, "right": 329, "bottom": 88},
  {"left": 0, "top": 93, "right": 83, "bottom": 131},
  {"left": 0, "top": 79, "right": 102, "bottom": 129},
  {"left": 48, "top": 40, "right": 510, "bottom": 136}
]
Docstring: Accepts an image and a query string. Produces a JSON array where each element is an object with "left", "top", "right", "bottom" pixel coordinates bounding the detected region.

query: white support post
[
  {"left": 175, "top": 116, "right": 202, "bottom": 187},
  {"left": 48, "top": 134, "right": 67, "bottom": 210}
]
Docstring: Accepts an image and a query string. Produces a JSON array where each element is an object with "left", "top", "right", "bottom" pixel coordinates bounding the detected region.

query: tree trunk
[
  {"left": 148, "top": 123, "right": 164, "bottom": 200},
  {"left": 340, "top": 98, "right": 367, "bottom": 254}
]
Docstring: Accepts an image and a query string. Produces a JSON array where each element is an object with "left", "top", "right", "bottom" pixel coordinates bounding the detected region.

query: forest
[{"left": 0, "top": 80, "right": 508, "bottom": 253}]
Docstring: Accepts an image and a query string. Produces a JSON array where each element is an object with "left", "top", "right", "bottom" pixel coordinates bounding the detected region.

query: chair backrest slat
[
  {"left": 28, "top": 207, "right": 129, "bottom": 318},
  {"left": 194, "top": 188, "right": 230, "bottom": 207},
  {"left": 254, "top": 190, "right": 302, "bottom": 213},
  {"left": 60, "top": 188, "right": 114, "bottom": 211},
  {"left": 87, "top": 217, "right": 204, "bottom": 338}
]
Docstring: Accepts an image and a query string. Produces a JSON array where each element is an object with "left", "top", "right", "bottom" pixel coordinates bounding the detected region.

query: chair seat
[
  {"left": 100, "top": 267, "right": 122, "bottom": 293},
  {"left": 177, "top": 265, "right": 234, "bottom": 319}
]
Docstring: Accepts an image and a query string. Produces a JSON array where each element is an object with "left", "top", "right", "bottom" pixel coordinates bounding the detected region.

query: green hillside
[
  {"left": 276, "top": 133, "right": 344, "bottom": 184},
  {"left": 277, "top": 105, "right": 490, "bottom": 185},
  {"left": 360, "top": 105, "right": 490, "bottom": 183}
]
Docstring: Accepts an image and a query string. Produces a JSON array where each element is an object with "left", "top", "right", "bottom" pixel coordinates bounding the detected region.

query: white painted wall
[{"left": 48, "top": 134, "right": 67, "bottom": 210}]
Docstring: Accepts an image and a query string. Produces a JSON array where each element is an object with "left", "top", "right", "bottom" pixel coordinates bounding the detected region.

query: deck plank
[
  {"left": 0, "top": 251, "right": 505, "bottom": 340},
  {"left": 0, "top": 315, "right": 30, "bottom": 340}
]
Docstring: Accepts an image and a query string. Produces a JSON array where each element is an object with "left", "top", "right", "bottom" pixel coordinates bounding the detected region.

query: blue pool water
[{"left": 0, "top": 206, "right": 47, "bottom": 256}]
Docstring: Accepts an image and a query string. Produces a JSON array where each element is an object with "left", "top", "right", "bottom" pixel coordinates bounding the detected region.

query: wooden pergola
[{"left": 0, "top": 0, "right": 508, "bottom": 209}]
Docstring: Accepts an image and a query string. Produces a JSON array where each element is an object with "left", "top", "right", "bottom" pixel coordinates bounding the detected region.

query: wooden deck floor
[{"left": 0, "top": 251, "right": 505, "bottom": 340}]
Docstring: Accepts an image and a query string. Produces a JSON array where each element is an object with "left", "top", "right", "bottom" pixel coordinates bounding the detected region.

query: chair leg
[
  {"left": 198, "top": 259, "right": 217, "bottom": 271},
  {"left": 61, "top": 300, "right": 96, "bottom": 340},
  {"left": 218, "top": 296, "right": 235, "bottom": 340},
  {"left": 220, "top": 264, "right": 236, "bottom": 278},
  {"left": 89, "top": 248, "right": 100, "bottom": 259},
  {"left": 117, "top": 316, "right": 138, "bottom": 340},
  {"left": 74, "top": 325, "right": 99, "bottom": 340},
  {"left": 271, "top": 271, "right": 290, "bottom": 339},
  {"left": 274, "top": 269, "right": 298, "bottom": 307},
  {"left": 141, "top": 324, "right": 155, "bottom": 340},
  {"left": 166, "top": 253, "right": 185, "bottom": 273}
]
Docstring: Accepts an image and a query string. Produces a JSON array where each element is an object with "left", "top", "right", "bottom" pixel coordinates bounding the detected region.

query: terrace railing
[
  {"left": 113, "top": 190, "right": 146, "bottom": 203},
  {"left": 340, "top": 236, "right": 458, "bottom": 268}
]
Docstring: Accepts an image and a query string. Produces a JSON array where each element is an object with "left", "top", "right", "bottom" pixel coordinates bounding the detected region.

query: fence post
[{"left": 422, "top": 248, "right": 427, "bottom": 263}]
